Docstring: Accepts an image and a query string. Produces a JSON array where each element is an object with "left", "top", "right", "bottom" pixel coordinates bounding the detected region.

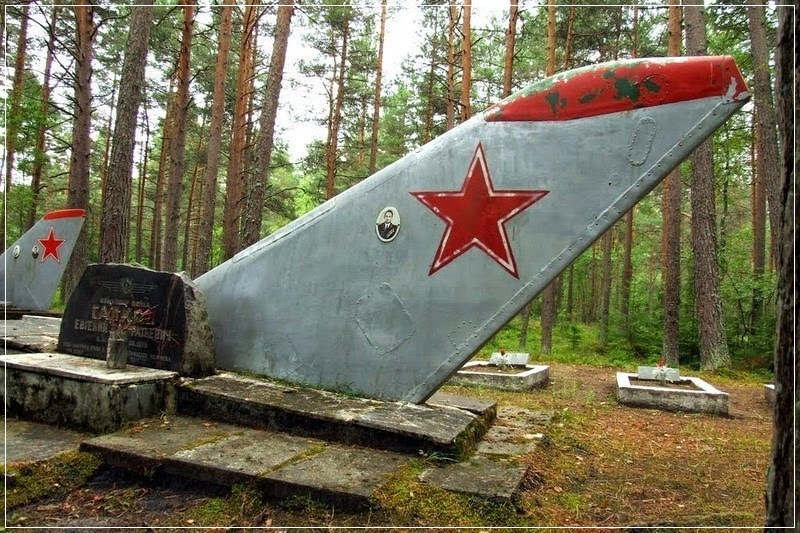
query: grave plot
[
  {"left": 449, "top": 352, "right": 550, "bottom": 391},
  {"left": 616, "top": 367, "right": 729, "bottom": 416}
]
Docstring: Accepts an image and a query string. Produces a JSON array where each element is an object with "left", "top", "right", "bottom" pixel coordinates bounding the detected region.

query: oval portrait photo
[{"left": 375, "top": 206, "right": 401, "bottom": 243}]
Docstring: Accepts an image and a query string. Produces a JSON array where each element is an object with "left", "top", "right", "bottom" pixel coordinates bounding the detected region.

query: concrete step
[
  {"left": 177, "top": 373, "right": 495, "bottom": 458},
  {"left": 81, "top": 415, "right": 413, "bottom": 509}
]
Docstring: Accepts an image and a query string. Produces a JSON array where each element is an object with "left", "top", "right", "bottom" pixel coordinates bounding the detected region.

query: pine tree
[
  {"left": 63, "top": 1, "right": 95, "bottom": 298},
  {"left": 100, "top": 2, "right": 154, "bottom": 263},
  {"left": 161, "top": 1, "right": 195, "bottom": 271},
  {"left": 241, "top": 0, "right": 295, "bottom": 248},
  {"left": 194, "top": 0, "right": 235, "bottom": 276}
]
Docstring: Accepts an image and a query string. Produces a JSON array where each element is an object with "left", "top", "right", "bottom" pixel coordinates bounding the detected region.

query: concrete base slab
[
  {"left": 419, "top": 456, "right": 530, "bottom": 504},
  {"left": 426, "top": 391, "right": 497, "bottom": 421},
  {"left": 82, "top": 416, "right": 411, "bottom": 509},
  {"left": 266, "top": 445, "right": 411, "bottom": 508},
  {"left": 1, "top": 352, "right": 178, "bottom": 433},
  {"left": 177, "top": 373, "right": 489, "bottom": 458},
  {"left": 764, "top": 384, "right": 776, "bottom": 405},
  {"left": 3, "top": 419, "right": 86, "bottom": 466},
  {"left": 449, "top": 362, "right": 550, "bottom": 391},
  {"left": 616, "top": 372, "right": 729, "bottom": 416},
  {"left": 1, "top": 316, "right": 61, "bottom": 352}
]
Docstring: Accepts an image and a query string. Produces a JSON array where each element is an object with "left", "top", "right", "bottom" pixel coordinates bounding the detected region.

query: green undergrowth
[
  {"left": 480, "top": 317, "right": 772, "bottom": 383},
  {"left": 5, "top": 451, "right": 101, "bottom": 509}
]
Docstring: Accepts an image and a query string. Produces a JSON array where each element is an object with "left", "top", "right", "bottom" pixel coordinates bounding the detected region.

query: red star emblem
[
  {"left": 38, "top": 227, "right": 66, "bottom": 263},
  {"left": 411, "top": 143, "right": 549, "bottom": 278}
]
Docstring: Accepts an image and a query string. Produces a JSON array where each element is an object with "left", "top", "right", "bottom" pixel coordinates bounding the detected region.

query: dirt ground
[{"left": 7, "top": 363, "right": 774, "bottom": 529}]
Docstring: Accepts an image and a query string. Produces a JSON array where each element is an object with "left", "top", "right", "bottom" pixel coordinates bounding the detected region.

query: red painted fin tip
[
  {"left": 486, "top": 56, "right": 749, "bottom": 123},
  {"left": 43, "top": 208, "right": 86, "bottom": 220}
]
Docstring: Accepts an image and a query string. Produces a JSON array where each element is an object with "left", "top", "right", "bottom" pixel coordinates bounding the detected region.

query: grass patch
[
  {"left": 5, "top": 451, "right": 101, "bottom": 509},
  {"left": 178, "top": 483, "right": 265, "bottom": 527}
]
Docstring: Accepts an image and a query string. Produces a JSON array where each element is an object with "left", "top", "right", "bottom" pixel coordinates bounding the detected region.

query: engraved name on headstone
[{"left": 58, "top": 264, "right": 215, "bottom": 376}]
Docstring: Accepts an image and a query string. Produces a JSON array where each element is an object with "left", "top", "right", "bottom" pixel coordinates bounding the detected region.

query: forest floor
[{"left": 6, "top": 362, "right": 773, "bottom": 529}]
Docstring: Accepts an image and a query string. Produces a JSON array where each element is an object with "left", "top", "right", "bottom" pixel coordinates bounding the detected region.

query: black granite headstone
[{"left": 58, "top": 263, "right": 215, "bottom": 376}]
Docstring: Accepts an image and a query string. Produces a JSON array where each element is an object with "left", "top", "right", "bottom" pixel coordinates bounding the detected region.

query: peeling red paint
[
  {"left": 486, "top": 56, "right": 748, "bottom": 122},
  {"left": 43, "top": 209, "right": 86, "bottom": 220}
]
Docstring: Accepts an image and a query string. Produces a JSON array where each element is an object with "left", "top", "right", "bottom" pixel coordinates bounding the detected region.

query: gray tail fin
[{"left": 1, "top": 209, "right": 86, "bottom": 311}]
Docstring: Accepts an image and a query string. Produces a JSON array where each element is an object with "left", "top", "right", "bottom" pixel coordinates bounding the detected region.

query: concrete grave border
[
  {"left": 616, "top": 372, "right": 729, "bottom": 416},
  {"left": 450, "top": 361, "right": 550, "bottom": 391}
]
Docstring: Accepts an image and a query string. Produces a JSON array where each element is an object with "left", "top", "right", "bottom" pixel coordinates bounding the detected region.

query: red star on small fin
[
  {"left": 411, "top": 143, "right": 549, "bottom": 278},
  {"left": 38, "top": 227, "right": 66, "bottom": 263}
]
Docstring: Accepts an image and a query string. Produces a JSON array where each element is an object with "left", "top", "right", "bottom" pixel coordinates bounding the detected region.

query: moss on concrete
[{"left": 5, "top": 451, "right": 101, "bottom": 509}]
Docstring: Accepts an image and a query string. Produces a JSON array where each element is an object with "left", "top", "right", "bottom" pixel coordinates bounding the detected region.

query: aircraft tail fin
[{"left": 1, "top": 209, "right": 86, "bottom": 311}]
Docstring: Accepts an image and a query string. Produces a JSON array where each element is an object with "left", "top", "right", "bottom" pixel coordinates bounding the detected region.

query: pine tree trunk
[
  {"left": 445, "top": 4, "right": 458, "bottom": 130},
  {"left": 765, "top": 6, "right": 796, "bottom": 527},
  {"left": 63, "top": 2, "right": 94, "bottom": 300},
  {"left": 620, "top": 3, "right": 638, "bottom": 336},
  {"left": 222, "top": 3, "right": 258, "bottom": 259},
  {"left": 566, "top": 263, "right": 574, "bottom": 320},
  {"left": 241, "top": 0, "right": 294, "bottom": 249},
  {"left": 28, "top": 5, "right": 59, "bottom": 230},
  {"left": 460, "top": 0, "right": 472, "bottom": 121},
  {"left": 194, "top": 0, "right": 234, "bottom": 277},
  {"left": 423, "top": 58, "right": 435, "bottom": 143},
  {"left": 100, "top": 2, "right": 154, "bottom": 263},
  {"left": 4, "top": 0, "right": 29, "bottom": 192},
  {"left": 563, "top": 5, "right": 575, "bottom": 70},
  {"left": 325, "top": 15, "right": 349, "bottom": 200},
  {"left": 685, "top": 4, "right": 729, "bottom": 370},
  {"left": 661, "top": 0, "right": 682, "bottom": 366},
  {"left": 545, "top": 0, "right": 556, "bottom": 76},
  {"left": 161, "top": 2, "right": 195, "bottom": 272},
  {"left": 100, "top": 73, "right": 118, "bottom": 207},
  {"left": 501, "top": 0, "right": 518, "bottom": 98},
  {"left": 518, "top": 303, "right": 531, "bottom": 351},
  {"left": 747, "top": 1, "right": 782, "bottom": 269},
  {"left": 540, "top": 278, "right": 557, "bottom": 355},
  {"left": 538, "top": 0, "right": 559, "bottom": 351},
  {"left": 600, "top": 231, "right": 613, "bottom": 346},
  {"left": 751, "top": 112, "right": 766, "bottom": 330},
  {"left": 2, "top": 1, "right": 29, "bottom": 249},
  {"left": 368, "top": 0, "right": 386, "bottom": 175},
  {"left": 150, "top": 80, "right": 176, "bottom": 269},
  {"left": 135, "top": 101, "right": 150, "bottom": 263}
]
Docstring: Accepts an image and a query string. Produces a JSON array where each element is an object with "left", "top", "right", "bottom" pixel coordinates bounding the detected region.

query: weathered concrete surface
[
  {"left": 177, "top": 373, "right": 488, "bottom": 457},
  {"left": 419, "top": 456, "right": 531, "bottom": 504},
  {"left": 1, "top": 315, "right": 61, "bottom": 352},
  {"left": 476, "top": 406, "right": 551, "bottom": 457},
  {"left": 449, "top": 362, "right": 550, "bottom": 391},
  {"left": 82, "top": 416, "right": 411, "bottom": 509},
  {"left": 265, "top": 445, "right": 411, "bottom": 509},
  {"left": 616, "top": 372, "right": 729, "bottom": 416},
  {"left": 764, "top": 384, "right": 776, "bottom": 405},
  {"left": 3, "top": 419, "right": 86, "bottom": 465},
  {"left": 1, "top": 352, "right": 178, "bottom": 433},
  {"left": 427, "top": 391, "right": 497, "bottom": 421}
]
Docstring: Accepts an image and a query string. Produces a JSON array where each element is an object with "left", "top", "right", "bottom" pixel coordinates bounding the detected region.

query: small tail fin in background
[{"left": 1, "top": 209, "right": 86, "bottom": 311}]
